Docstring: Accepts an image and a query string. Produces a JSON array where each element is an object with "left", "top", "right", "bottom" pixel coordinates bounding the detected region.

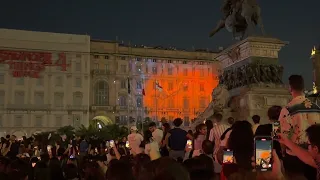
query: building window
[
  {"left": 95, "top": 63, "right": 99, "bottom": 70},
  {"left": 120, "top": 116, "right": 127, "bottom": 125},
  {"left": 16, "top": 78, "right": 24, "bottom": 85},
  {"left": 0, "top": 116, "right": 3, "bottom": 127},
  {"left": 121, "top": 57, "right": 126, "bottom": 60},
  {"left": 95, "top": 81, "right": 109, "bottom": 105},
  {"left": 183, "top": 85, "right": 188, "bottom": 92},
  {"left": 76, "top": 54, "right": 81, "bottom": 58},
  {"left": 183, "top": 61, "right": 187, "bottom": 64},
  {"left": 152, "top": 59, "right": 157, "bottom": 62},
  {"left": 168, "top": 82, "right": 173, "bottom": 91},
  {"left": 119, "top": 96, "right": 127, "bottom": 106},
  {"left": 104, "top": 55, "right": 109, "bottom": 59},
  {"left": 36, "top": 77, "right": 44, "bottom": 86},
  {"left": 200, "top": 69, "right": 204, "bottom": 77},
  {"left": 200, "top": 98, "right": 206, "bottom": 108},
  {"left": 199, "top": 61, "right": 204, "bottom": 65},
  {"left": 94, "top": 55, "right": 99, "bottom": 59},
  {"left": 136, "top": 81, "right": 142, "bottom": 89},
  {"left": 34, "top": 116, "right": 42, "bottom": 127},
  {"left": 15, "top": 91, "right": 25, "bottom": 104},
  {"left": 55, "top": 116, "right": 62, "bottom": 127},
  {"left": 168, "top": 98, "right": 174, "bottom": 108},
  {"left": 168, "top": 60, "right": 172, "bottom": 63},
  {"left": 200, "top": 83, "right": 204, "bottom": 91},
  {"left": 168, "top": 67, "right": 173, "bottom": 75},
  {"left": 152, "top": 67, "right": 157, "bottom": 74},
  {"left": 120, "top": 65, "right": 127, "bottom": 73},
  {"left": 136, "top": 65, "right": 142, "bottom": 73},
  {"left": 75, "top": 62, "right": 81, "bottom": 71},
  {"left": 55, "top": 76, "right": 63, "bottom": 86},
  {"left": 73, "top": 115, "right": 81, "bottom": 128},
  {"left": 0, "top": 74, "right": 4, "bottom": 84},
  {"left": 105, "top": 64, "right": 109, "bottom": 71},
  {"left": 120, "top": 80, "right": 126, "bottom": 89},
  {"left": 73, "top": 92, "right": 83, "bottom": 106},
  {"left": 74, "top": 77, "right": 82, "bottom": 87},
  {"left": 0, "top": 91, "right": 4, "bottom": 105},
  {"left": 183, "top": 98, "right": 189, "bottom": 109},
  {"left": 183, "top": 69, "right": 188, "bottom": 76},
  {"left": 14, "top": 115, "right": 23, "bottom": 127},
  {"left": 184, "top": 116, "right": 190, "bottom": 126},
  {"left": 34, "top": 92, "right": 44, "bottom": 105},
  {"left": 54, "top": 93, "right": 64, "bottom": 107},
  {"left": 136, "top": 97, "right": 142, "bottom": 107}
]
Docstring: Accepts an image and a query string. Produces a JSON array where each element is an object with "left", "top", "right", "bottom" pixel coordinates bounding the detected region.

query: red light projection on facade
[
  {"left": 0, "top": 50, "right": 69, "bottom": 78},
  {"left": 143, "top": 69, "right": 218, "bottom": 122}
]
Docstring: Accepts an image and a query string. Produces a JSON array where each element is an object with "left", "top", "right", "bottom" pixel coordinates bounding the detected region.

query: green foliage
[{"left": 57, "top": 125, "right": 75, "bottom": 138}]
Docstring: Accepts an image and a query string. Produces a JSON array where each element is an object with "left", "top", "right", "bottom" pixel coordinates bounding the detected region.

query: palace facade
[
  {"left": 0, "top": 29, "right": 91, "bottom": 138},
  {"left": 90, "top": 40, "right": 220, "bottom": 127}
]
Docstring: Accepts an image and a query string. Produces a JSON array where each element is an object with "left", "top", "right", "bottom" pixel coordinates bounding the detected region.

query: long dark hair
[
  {"left": 161, "top": 123, "right": 171, "bottom": 142},
  {"left": 205, "top": 120, "right": 213, "bottom": 139},
  {"left": 143, "top": 130, "right": 153, "bottom": 144}
]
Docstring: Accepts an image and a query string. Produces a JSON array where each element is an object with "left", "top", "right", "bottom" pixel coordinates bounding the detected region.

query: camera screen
[
  {"left": 223, "top": 150, "right": 233, "bottom": 163},
  {"left": 255, "top": 138, "right": 272, "bottom": 171}
]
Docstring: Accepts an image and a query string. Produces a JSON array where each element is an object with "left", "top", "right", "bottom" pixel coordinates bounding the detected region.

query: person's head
[
  {"left": 7, "top": 159, "right": 29, "bottom": 180},
  {"left": 10, "top": 135, "right": 16, "bottom": 141},
  {"left": 162, "top": 123, "right": 171, "bottom": 133},
  {"left": 212, "top": 113, "right": 223, "bottom": 123},
  {"left": 267, "top": 105, "right": 282, "bottom": 122},
  {"left": 227, "top": 117, "right": 235, "bottom": 125},
  {"left": 106, "top": 160, "right": 134, "bottom": 180},
  {"left": 61, "top": 134, "right": 67, "bottom": 141},
  {"left": 144, "top": 130, "right": 153, "bottom": 143},
  {"left": 205, "top": 120, "right": 213, "bottom": 130},
  {"left": 6, "top": 135, "right": 10, "bottom": 140},
  {"left": 228, "top": 120, "right": 254, "bottom": 170},
  {"left": 139, "top": 157, "right": 190, "bottom": 180},
  {"left": 148, "top": 122, "right": 157, "bottom": 132},
  {"left": 132, "top": 154, "right": 151, "bottom": 178},
  {"left": 130, "top": 126, "right": 138, "bottom": 133},
  {"left": 252, "top": 115, "right": 260, "bottom": 124},
  {"left": 184, "top": 156, "right": 214, "bottom": 180},
  {"left": 306, "top": 124, "right": 320, "bottom": 158},
  {"left": 63, "top": 163, "right": 78, "bottom": 180},
  {"left": 173, "top": 118, "right": 183, "bottom": 127},
  {"left": 202, "top": 140, "right": 214, "bottom": 155},
  {"left": 288, "top": 75, "right": 304, "bottom": 96},
  {"left": 194, "top": 124, "right": 207, "bottom": 139}
]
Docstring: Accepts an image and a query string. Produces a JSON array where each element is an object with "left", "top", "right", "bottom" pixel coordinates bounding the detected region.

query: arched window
[
  {"left": 136, "top": 97, "right": 142, "bottom": 107},
  {"left": 95, "top": 81, "right": 109, "bottom": 105},
  {"left": 119, "top": 96, "right": 127, "bottom": 106}
]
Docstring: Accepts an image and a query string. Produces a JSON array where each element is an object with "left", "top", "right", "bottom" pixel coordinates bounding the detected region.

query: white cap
[{"left": 130, "top": 126, "right": 138, "bottom": 131}]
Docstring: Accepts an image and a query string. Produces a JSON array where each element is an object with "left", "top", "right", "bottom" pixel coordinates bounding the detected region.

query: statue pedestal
[{"left": 212, "top": 36, "right": 291, "bottom": 124}]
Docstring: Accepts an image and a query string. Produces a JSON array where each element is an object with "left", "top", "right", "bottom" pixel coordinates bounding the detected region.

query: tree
[{"left": 57, "top": 125, "right": 75, "bottom": 139}]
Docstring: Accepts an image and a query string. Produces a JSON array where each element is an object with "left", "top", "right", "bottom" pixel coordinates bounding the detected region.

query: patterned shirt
[
  {"left": 279, "top": 95, "right": 320, "bottom": 154},
  {"left": 209, "top": 123, "right": 229, "bottom": 154}
]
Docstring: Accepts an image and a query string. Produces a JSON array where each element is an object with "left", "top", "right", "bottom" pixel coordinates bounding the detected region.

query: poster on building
[{"left": 0, "top": 50, "right": 70, "bottom": 78}]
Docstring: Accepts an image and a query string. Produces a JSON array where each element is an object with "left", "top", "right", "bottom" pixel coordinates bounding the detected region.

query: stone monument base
[{"left": 229, "top": 84, "right": 291, "bottom": 124}]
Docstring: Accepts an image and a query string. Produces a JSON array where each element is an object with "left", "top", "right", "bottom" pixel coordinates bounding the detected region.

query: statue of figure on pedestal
[{"left": 209, "top": 0, "right": 265, "bottom": 40}]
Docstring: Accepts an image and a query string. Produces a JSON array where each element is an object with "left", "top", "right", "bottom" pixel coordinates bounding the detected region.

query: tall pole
[{"left": 155, "top": 80, "right": 157, "bottom": 123}]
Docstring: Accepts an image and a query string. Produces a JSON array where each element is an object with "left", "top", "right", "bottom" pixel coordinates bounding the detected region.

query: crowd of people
[{"left": 0, "top": 74, "right": 320, "bottom": 180}]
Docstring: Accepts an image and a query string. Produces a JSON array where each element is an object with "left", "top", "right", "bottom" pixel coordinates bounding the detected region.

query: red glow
[{"left": 143, "top": 68, "right": 218, "bottom": 122}]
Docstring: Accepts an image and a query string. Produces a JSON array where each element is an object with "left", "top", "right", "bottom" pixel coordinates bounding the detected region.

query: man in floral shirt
[
  {"left": 279, "top": 75, "right": 320, "bottom": 179},
  {"left": 278, "top": 124, "right": 320, "bottom": 180}
]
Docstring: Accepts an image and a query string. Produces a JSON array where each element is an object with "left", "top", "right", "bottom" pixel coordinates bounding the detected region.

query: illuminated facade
[
  {"left": 0, "top": 29, "right": 91, "bottom": 138},
  {"left": 311, "top": 46, "right": 320, "bottom": 87},
  {"left": 90, "top": 40, "right": 219, "bottom": 127}
]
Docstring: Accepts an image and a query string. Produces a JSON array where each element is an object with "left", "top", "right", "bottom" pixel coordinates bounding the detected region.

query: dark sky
[{"left": 1, "top": 0, "right": 319, "bottom": 88}]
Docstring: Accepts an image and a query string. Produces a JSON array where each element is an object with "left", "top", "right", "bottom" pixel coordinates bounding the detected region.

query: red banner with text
[{"left": 0, "top": 50, "right": 70, "bottom": 78}]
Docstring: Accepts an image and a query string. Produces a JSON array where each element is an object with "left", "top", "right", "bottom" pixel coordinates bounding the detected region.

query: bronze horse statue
[{"left": 209, "top": 0, "right": 265, "bottom": 40}]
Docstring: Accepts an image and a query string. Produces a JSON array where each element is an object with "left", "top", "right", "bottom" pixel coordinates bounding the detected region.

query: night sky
[{"left": 1, "top": 0, "right": 319, "bottom": 88}]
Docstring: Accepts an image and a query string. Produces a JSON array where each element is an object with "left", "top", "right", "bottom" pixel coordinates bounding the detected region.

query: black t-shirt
[{"left": 168, "top": 128, "right": 187, "bottom": 151}]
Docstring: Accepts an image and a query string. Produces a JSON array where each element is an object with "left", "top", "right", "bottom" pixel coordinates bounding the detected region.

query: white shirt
[
  {"left": 144, "top": 140, "right": 161, "bottom": 160},
  {"left": 128, "top": 132, "right": 144, "bottom": 155},
  {"left": 152, "top": 129, "right": 163, "bottom": 145}
]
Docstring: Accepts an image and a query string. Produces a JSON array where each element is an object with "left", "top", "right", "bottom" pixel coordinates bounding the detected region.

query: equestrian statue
[{"left": 209, "top": 0, "right": 265, "bottom": 40}]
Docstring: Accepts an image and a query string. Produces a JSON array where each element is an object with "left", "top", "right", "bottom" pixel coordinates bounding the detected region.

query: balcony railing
[
  {"left": 6, "top": 104, "right": 51, "bottom": 111},
  {"left": 91, "top": 105, "right": 114, "bottom": 111},
  {"left": 116, "top": 106, "right": 127, "bottom": 110},
  {"left": 91, "top": 69, "right": 113, "bottom": 75},
  {"left": 66, "top": 105, "right": 88, "bottom": 111}
]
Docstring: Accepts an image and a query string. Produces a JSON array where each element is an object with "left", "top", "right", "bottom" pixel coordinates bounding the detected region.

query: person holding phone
[{"left": 127, "top": 126, "right": 144, "bottom": 156}]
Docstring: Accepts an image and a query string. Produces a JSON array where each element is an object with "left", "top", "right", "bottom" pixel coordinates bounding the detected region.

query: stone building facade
[
  {"left": 0, "top": 29, "right": 91, "bottom": 138},
  {"left": 90, "top": 40, "right": 220, "bottom": 127}
]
